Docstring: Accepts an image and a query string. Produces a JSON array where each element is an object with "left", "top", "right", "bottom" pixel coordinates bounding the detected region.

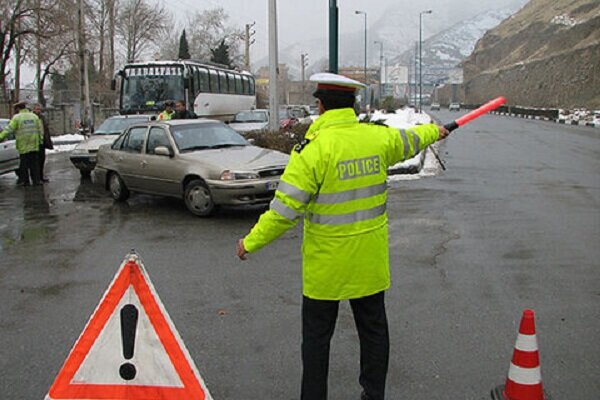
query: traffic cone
[{"left": 491, "top": 309, "right": 551, "bottom": 400}]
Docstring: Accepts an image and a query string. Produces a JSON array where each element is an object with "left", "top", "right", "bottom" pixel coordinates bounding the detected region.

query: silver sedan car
[
  {"left": 94, "top": 119, "right": 289, "bottom": 216},
  {"left": 0, "top": 118, "right": 19, "bottom": 176},
  {"left": 70, "top": 114, "right": 154, "bottom": 177}
]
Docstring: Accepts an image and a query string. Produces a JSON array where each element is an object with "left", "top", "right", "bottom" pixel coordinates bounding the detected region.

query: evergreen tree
[
  {"left": 210, "top": 39, "right": 232, "bottom": 67},
  {"left": 178, "top": 29, "right": 191, "bottom": 59}
]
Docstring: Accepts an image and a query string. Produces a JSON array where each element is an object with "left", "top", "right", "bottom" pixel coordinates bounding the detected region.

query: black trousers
[
  {"left": 39, "top": 148, "right": 46, "bottom": 179},
  {"left": 301, "top": 291, "right": 389, "bottom": 400},
  {"left": 19, "top": 151, "right": 40, "bottom": 185}
]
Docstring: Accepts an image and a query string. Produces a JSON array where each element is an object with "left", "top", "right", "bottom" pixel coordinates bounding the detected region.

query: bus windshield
[{"left": 120, "top": 66, "right": 184, "bottom": 113}]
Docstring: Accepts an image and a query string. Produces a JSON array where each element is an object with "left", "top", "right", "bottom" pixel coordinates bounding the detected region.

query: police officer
[
  {"left": 0, "top": 101, "right": 43, "bottom": 186},
  {"left": 236, "top": 72, "right": 449, "bottom": 400},
  {"left": 157, "top": 100, "right": 175, "bottom": 120},
  {"left": 32, "top": 103, "right": 54, "bottom": 182}
]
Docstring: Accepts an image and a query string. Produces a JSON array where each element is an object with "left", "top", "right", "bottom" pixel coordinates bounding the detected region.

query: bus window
[
  {"left": 198, "top": 68, "right": 210, "bottom": 92},
  {"left": 226, "top": 73, "right": 236, "bottom": 94},
  {"left": 218, "top": 71, "right": 228, "bottom": 94},
  {"left": 247, "top": 76, "right": 255, "bottom": 95},
  {"left": 190, "top": 66, "right": 199, "bottom": 98},
  {"left": 209, "top": 69, "right": 219, "bottom": 93},
  {"left": 235, "top": 75, "right": 243, "bottom": 94},
  {"left": 241, "top": 76, "right": 249, "bottom": 95}
]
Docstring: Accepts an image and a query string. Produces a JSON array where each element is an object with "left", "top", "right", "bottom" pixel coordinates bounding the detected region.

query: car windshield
[
  {"left": 172, "top": 123, "right": 248, "bottom": 152},
  {"left": 233, "top": 111, "right": 267, "bottom": 123},
  {"left": 95, "top": 117, "right": 149, "bottom": 135}
]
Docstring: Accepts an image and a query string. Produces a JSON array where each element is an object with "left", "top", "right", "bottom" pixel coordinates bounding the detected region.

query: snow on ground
[
  {"left": 369, "top": 108, "right": 442, "bottom": 181},
  {"left": 47, "top": 133, "right": 86, "bottom": 154}
]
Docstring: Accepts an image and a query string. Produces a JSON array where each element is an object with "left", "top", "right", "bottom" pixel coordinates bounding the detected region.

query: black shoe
[{"left": 360, "top": 391, "right": 373, "bottom": 400}]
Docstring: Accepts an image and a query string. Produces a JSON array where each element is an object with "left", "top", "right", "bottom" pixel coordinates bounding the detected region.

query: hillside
[
  {"left": 462, "top": 0, "right": 600, "bottom": 109},
  {"left": 391, "top": 5, "right": 524, "bottom": 84}
]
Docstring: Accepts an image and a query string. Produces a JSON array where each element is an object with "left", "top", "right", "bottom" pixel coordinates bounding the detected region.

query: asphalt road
[{"left": 0, "top": 112, "right": 599, "bottom": 399}]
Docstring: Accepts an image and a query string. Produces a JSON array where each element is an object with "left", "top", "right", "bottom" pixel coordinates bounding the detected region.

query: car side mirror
[{"left": 154, "top": 146, "right": 173, "bottom": 157}]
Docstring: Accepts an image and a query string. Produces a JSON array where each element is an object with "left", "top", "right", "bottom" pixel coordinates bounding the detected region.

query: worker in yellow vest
[
  {"left": 236, "top": 72, "right": 450, "bottom": 400},
  {"left": 157, "top": 100, "right": 175, "bottom": 120},
  {"left": 0, "top": 101, "right": 43, "bottom": 185}
]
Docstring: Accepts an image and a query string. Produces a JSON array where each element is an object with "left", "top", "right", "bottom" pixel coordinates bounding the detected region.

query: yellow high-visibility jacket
[
  {"left": 158, "top": 110, "right": 174, "bottom": 120},
  {"left": 243, "top": 107, "right": 440, "bottom": 300},
  {"left": 0, "top": 109, "right": 43, "bottom": 154}
]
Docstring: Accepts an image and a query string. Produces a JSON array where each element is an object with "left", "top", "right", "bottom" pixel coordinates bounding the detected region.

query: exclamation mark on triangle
[{"left": 119, "top": 304, "right": 138, "bottom": 380}]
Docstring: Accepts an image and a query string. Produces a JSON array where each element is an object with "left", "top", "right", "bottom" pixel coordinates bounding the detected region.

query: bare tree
[
  {"left": 20, "top": 0, "right": 76, "bottom": 105},
  {"left": 0, "top": 0, "right": 37, "bottom": 104},
  {"left": 185, "top": 7, "right": 243, "bottom": 66},
  {"left": 116, "top": 0, "right": 170, "bottom": 63},
  {"left": 87, "top": 0, "right": 108, "bottom": 75}
]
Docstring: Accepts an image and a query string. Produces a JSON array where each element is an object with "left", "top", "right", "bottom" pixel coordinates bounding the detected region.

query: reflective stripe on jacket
[
  {"left": 0, "top": 109, "right": 43, "bottom": 154},
  {"left": 243, "top": 107, "right": 440, "bottom": 300}
]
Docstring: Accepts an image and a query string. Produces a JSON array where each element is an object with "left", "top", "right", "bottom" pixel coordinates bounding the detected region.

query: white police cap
[{"left": 310, "top": 72, "right": 366, "bottom": 92}]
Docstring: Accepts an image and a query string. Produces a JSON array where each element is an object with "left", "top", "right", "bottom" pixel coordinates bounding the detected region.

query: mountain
[
  {"left": 462, "top": 0, "right": 600, "bottom": 108},
  {"left": 390, "top": 5, "right": 526, "bottom": 84},
  {"left": 253, "top": 0, "right": 528, "bottom": 80}
]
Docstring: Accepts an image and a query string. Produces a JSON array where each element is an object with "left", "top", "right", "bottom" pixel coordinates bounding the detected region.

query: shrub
[{"left": 244, "top": 122, "right": 311, "bottom": 154}]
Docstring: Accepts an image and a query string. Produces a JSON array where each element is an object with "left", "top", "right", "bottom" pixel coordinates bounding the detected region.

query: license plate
[{"left": 266, "top": 181, "right": 279, "bottom": 191}]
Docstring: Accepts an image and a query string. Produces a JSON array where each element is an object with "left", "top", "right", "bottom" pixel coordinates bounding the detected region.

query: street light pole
[
  {"left": 244, "top": 22, "right": 256, "bottom": 71},
  {"left": 355, "top": 10, "right": 367, "bottom": 85},
  {"left": 419, "top": 9, "right": 432, "bottom": 113},
  {"left": 301, "top": 52, "right": 308, "bottom": 104},
  {"left": 268, "top": 0, "right": 279, "bottom": 131},
  {"left": 374, "top": 40, "right": 383, "bottom": 103}
]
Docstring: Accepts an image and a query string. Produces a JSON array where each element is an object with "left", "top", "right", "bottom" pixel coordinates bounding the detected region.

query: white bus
[{"left": 114, "top": 60, "right": 256, "bottom": 120}]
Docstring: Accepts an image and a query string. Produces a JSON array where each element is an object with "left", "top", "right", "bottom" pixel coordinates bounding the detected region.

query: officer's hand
[
  {"left": 237, "top": 238, "right": 248, "bottom": 260},
  {"left": 437, "top": 125, "right": 450, "bottom": 140}
]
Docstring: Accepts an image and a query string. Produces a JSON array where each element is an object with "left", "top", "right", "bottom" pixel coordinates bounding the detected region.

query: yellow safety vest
[
  {"left": 158, "top": 110, "right": 174, "bottom": 121},
  {"left": 243, "top": 107, "right": 440, "bottom": 300},
  {"left": 0, "top": 109, "right": 43, "bottom": 154}
]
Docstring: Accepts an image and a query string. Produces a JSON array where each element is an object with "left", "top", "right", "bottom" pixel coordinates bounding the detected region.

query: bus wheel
[
  {"left": 184, "top": 180, "right": 216, "bottom": 217},
  {"left": 109, "top": 172, "right": 130, "bottom": 201}
]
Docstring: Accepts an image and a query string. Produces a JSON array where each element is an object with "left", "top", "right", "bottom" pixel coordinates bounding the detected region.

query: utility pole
[
  {"left": 328, "top": 0, "right": 338, "bottom": 73},
  {"left": 107, "top": 0, "right": 116, "bottom": 80},
  {"left": 413, "top": 42, "right": 418, "bottom": 107},
  {"left": 244, "top": 22, "right": 256, "bottom": 71},
  {"left": 419, "top": 9, "right": 432, "bottom": 113},
  {"left": 374, "top": 41, "right": 383, "bottom": 104},
  {"left": 14, "top": 18, "right": 21, "bottom": 104},
  {"left": 301, "top": 53, "right": 308, "bottom": 104},
  {"left": 78, "top": 0, "right": 91, "bottom": 130},
  {"left": 268, "top": 0, "right": 279, "bottom": 131},
  {"left": 36, "top": 0, "right": 42, "bottom": 104}
]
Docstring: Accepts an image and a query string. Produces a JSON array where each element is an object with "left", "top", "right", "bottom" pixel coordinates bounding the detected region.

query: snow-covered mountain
[
  {"left": 254, "top": 0, "right": 527, "bottom": 80},
  {"left": 390, "top": 5, "right": 525, "bottom": 83}
]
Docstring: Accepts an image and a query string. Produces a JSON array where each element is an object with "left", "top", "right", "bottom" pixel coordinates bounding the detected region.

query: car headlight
[
  {"left": 71, "top": 148, "right": 89, "bottom": 155},
  {"left": 220, "top": 170, "right": 260, "bottom": 180}
]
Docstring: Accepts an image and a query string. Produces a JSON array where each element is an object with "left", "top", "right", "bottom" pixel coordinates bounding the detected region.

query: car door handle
[{"left": 140, "top": 160, "right": 148, "bottom": 167}]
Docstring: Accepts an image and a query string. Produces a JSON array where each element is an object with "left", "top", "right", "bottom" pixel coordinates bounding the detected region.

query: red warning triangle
[{"left": 46, "top": 253, "right": 212, "bottom": 400}]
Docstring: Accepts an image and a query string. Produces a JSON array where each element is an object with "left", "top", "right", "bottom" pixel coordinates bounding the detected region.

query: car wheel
[
  {"left": 108, "top": 172, "right": 129, "bottom": 201},
  {"left": 184, "top": 180, "right": 216, "bottom": 217}
]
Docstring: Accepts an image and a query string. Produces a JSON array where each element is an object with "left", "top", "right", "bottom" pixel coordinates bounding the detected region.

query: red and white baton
[{"left": 444, "top": 96, "right": 506, "bottom": 131}]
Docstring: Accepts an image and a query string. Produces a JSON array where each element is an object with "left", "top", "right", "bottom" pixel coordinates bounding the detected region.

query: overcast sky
[{"left": 170, "top": 0, "right": 394, "bottom": 60}]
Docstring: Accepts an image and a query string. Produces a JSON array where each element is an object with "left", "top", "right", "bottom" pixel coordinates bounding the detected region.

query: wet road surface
[{"left": 1, "top": 113, "right": 599, "bottom": 399}]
